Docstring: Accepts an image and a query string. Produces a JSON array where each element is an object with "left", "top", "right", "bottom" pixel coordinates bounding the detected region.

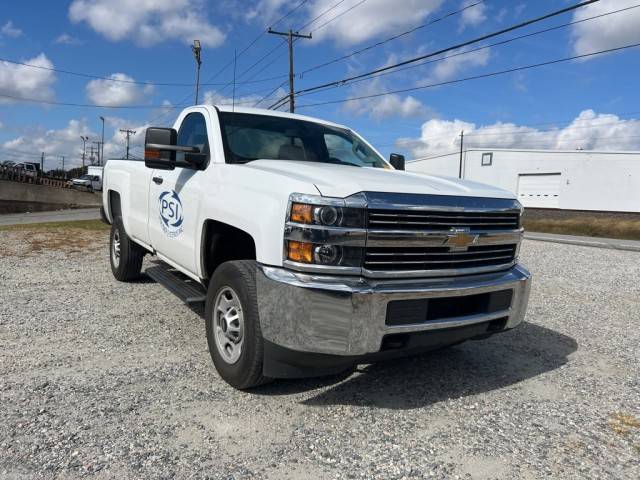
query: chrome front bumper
[{"left": 257, "top": 264, "right": 532, "bottom": 357}]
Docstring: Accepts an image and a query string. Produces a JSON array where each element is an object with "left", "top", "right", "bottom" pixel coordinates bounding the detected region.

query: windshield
[
  {"left": 80, "top": 175, "right": 92, "bottom": 180},
  {"left": 218, "top": 112, "right": 388, "bottom": 168}
]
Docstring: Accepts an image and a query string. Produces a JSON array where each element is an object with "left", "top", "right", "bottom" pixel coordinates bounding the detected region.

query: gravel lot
[{"left": 1, "top": 227, "right": 638, "bottom": 479}]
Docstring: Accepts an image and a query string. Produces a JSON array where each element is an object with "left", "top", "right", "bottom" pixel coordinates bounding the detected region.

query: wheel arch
[
  {"left": 200, "top": 219, "right": 257, "bottom": 283},
  {"left": 108, "top": 189, "right": 122, "bottom": 221}
]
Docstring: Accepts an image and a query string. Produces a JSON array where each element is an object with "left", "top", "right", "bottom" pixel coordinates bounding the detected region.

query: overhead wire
[
  {"left": 295, "top": 0, "right": 601, "bottom": 96},
  {"left": 294, "top": 42, "right": 640, "bottom": 109},
  {"left": 299, "top": 2, "right": 640, "bottom": 96},
  {"left": 299, "top": 0, "right": 485, "bottom": 76}
]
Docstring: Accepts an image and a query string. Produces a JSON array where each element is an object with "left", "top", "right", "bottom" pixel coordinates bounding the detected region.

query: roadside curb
[{"left": 525, "top": 232, "right": 640, "bottom": 253}]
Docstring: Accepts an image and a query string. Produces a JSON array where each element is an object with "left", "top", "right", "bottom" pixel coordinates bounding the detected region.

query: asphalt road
[
  {"left": 0, "top": 208, "right": 100, "bottom": 226},
  {"left": 0, "top": 229, "right": 638, "bottom": 479}
]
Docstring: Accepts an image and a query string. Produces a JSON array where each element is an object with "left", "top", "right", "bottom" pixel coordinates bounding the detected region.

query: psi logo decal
[{"left": 159, "top": 190, "right": 184, "bottom": 237}]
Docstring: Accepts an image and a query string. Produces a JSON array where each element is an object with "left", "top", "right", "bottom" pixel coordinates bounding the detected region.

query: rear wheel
[
  {"left": 109, "top": 216, "right": 144, "bottom": 281},
  {"left": 205, "top": 260, "right": 270, "bottom": 389}
]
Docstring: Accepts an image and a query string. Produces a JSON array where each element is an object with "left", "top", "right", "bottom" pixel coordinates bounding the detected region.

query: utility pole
[
  {"left": 80, "top": 136, "right": 88, "bottom": 169},
  {"left": 458, "top": 130, "right": 464, "bottom": 179},
  {"left": 89, "top": 145, "right": 96, "bottom": 165},
  {"left": 192, "top": 39, "right": 202, "bottom": 105},
  {"left": 61, "top": 156, "right": 65, "bottom": 179},
  {"left": 120, "top": 129, "right": 136, "bottom": 159},
  {"left": 268, "top": 28, "right": 312, "bottom": 113},
  {"left": 99, "top": 116, "right": 105, "bottom": 166},
  {"left": 40, "top": 152, "right": 44, "bottom": 173}
]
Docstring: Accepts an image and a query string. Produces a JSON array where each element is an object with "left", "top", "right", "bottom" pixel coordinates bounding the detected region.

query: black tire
[
  {"left": 205, "top": 260, "right": 270, "bottom": 389},
  {"left": 109, "top": 216, "right": 144, "bottom": 281}
]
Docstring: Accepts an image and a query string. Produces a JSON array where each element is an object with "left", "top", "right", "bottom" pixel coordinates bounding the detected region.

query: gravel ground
[{"left": 0, "top": 228, "right": 638, "bottom": 479}]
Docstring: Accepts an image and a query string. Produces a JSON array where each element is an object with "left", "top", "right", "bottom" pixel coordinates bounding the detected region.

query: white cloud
[
  {"left": 429, "top": 47, "right": 490, "bottom": 82},
  {"left": 2, "top": 117, "right": 152, "bottom": 168},
  {"left": 69, "top": 0, "right": 225, "bottom": 47},
  {"left": 306, "top": 0, "right": 444, "bottom": 46},
  {"left": 400, "top": 110, "right": 640, "bottom": 158},
  {"left": 0, "top": 53, "right": 56, "bottom": 104},
  {"left": 342, "top": 75, "right": 429, "bottom": 120},
  {"left": 1, "top": 20, "right": 23, "bottom": 38},
  {"left": 572, "top": 0, "right": 640, "bottom": 56},
  {"left": 86, "top": 73, "right": 153, "bottom": 107},
  {"left": 2, "top": 120, "right": 94, "bottom": 168},
  {"left": 54, "top": 33, "right": 82, "bottom": 45},
  {"left": 458, "top": 0, "right": 487, "bottom": 32},
  {"left": 246, "top": 0, "right": 289, "bottom": 23},
  {"left": 102, "top": 119, "right": 149, "bottom": 160}
]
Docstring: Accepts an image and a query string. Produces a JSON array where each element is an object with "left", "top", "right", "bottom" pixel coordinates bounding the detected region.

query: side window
[
  {"left": 178, "top": 113, "right": 210, "bottom": 156},
  {"left": 481, "top": 152, "right": 493, "bottom": 166},
  {"left": 324, "top": 133, "right": 379, "bottom": 167}
]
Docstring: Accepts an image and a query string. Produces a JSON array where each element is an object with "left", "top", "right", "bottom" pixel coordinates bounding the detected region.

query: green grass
[
  {"left": 523, "top": 217, "right": 640, "bottom": 241},
  {"left": 0, "top": 219, "right": 109, "bottom": 232}
]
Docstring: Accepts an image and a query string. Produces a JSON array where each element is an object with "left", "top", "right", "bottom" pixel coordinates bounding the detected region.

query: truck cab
[{"left": 102, "top": 105, "right": 531, "bottom": 389}]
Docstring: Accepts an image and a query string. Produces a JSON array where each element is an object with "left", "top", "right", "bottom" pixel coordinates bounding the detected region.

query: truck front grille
[
  {"left": 367, "top": 209, "right": 520, "bottom": 231},
  {"left": 364, "top": 244, "right": 518, "bottom": 272}
]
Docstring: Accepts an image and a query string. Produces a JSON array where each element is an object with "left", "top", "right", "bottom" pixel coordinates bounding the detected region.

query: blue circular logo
[{"left": 159, "top": 190, "right": 184, "bottom": 237}]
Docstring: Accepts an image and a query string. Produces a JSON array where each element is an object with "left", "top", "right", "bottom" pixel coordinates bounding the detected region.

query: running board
[{"left": 146, "top": 262, "right": 206, "bottom": 305}]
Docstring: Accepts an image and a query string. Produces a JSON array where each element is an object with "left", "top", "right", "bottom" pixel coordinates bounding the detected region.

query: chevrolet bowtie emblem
[{"left": 444, "top": 228, "right": 478, "bottom": 251}]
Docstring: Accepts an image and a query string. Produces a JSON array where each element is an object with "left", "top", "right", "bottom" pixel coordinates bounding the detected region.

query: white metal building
[{"left": 407, "top": 148, "right": 640, "bottom": 213}]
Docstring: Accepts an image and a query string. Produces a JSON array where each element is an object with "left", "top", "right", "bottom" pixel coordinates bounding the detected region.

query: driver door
[{"left": 147, "top": 111, "right": 210, "bottom": 275}]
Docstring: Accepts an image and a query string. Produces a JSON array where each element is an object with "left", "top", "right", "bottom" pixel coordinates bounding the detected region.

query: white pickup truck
[{"left": 102, "top": 105, "right": 531, "bottom": 389}]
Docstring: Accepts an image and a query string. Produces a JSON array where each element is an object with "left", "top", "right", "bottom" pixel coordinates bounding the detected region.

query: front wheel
[
  {"left": 109, "top": 216, "right": 144, "bottom": 281},
  {"left": 205, "top": 260, "right": 270, "bottom": 389}
]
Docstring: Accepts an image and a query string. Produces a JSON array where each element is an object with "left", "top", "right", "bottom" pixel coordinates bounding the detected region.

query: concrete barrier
[{"left": 0, "top": 180, "right": 101, "bottom": 210}]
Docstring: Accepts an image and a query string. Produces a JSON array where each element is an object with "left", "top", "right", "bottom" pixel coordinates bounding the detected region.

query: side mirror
[
  {"left": 389, "top": 153, "right": 405, "bottom": 171},
  {"left": 145, "top": 128, "right": 178, "bottom": 170},
  {"left": 144, "top": 127, "right": 208, "bottom": 170}
]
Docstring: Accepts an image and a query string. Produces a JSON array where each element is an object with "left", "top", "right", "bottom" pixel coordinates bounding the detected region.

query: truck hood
[{"left": 245, "top": 160, "right": 515, "bottom": 199}]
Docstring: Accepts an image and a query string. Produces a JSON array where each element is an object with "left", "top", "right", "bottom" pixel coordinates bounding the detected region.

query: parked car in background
[
  {"left": 71, "top": 174, "right": 102, "bottom": 191},
  {"left": 14, "top": 163, "right": 38, "bottom": 178}
]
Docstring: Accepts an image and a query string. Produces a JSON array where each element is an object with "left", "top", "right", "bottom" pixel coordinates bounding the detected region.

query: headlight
[
  {"left": 286, "top": 241, "right": 362, "bottom": 267},
  {"left": 289, "top": 202, "right": 364, "bottom": 228},
  {"left": 284, "top": 193, "right": 366, "bottom": 273}
]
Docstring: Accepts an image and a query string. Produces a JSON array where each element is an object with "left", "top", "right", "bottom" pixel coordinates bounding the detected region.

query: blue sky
[{"left": 1, "top": 0, "right": 639, "bottom": 169}]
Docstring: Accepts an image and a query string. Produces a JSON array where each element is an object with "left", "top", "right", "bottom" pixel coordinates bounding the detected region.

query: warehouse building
[{"left": 407, "top": 148, "right": 640, "bottom": 213}]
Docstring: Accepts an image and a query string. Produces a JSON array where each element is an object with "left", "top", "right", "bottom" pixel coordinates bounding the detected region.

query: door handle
[{"left": 152, "top": 176, "right": 163, "bottom": 185}]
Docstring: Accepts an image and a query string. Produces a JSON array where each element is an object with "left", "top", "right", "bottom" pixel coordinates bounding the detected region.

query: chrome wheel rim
[
  {"left": 213, "top": 287, "right": 244, "bottom": 364},
  {"left": 112, "top": 230, "right": 121, "bottom": 267}
]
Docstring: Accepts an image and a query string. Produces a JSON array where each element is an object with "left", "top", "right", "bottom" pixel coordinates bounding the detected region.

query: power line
[
  {"left": 219, "top": 0, "right": 361, "bottom": 106},
  {"left": 0, "top": 88, "right": 289, "bottom": 110},
  {"left": 296, "top": 0, "right": 601, "bottom": 96},
  {"left": 252, "top": 80, "right": 289, "bottom": 107},
  {"left": 298, "top": 0, "right": 348, "bottom": 30},
  {"left": 0, "top": 94, "right": 188, "bottom": 109},
  {"left": 0, "top": 56, "right": 246, "bottom": 87},
  {"left": 150, "top": 0, "right": 311, "bottom": 125},
  {"left": 300, "top": 0, "right": 484, "bottom": 76},
  {"left": 295, "top": 42, "right": 640, "bottom": 110},
  {"left": 199, "top": 0, "right": 311, "bottom": 87},
  {"left": 312, "top": 2, "right": 640, "bottom": 93},
  {"left": 309, "top": 0, "right": 369, "bottom": 33}
]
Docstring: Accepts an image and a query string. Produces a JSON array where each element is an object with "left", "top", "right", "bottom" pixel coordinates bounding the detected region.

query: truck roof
[{"left": 211, "top": 105, "right": 349, "bottom": 131}]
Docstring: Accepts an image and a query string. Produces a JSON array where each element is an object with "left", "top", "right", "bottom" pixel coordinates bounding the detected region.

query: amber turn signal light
[
  {"left": 145, "top": 149, "right": 161, "bottom": 159},
  {"left": 287, "top": 241, "right": 313, "bottom": 263},
  {"left": 290, "top": 203, "right": 313, "bottom": 224}
]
